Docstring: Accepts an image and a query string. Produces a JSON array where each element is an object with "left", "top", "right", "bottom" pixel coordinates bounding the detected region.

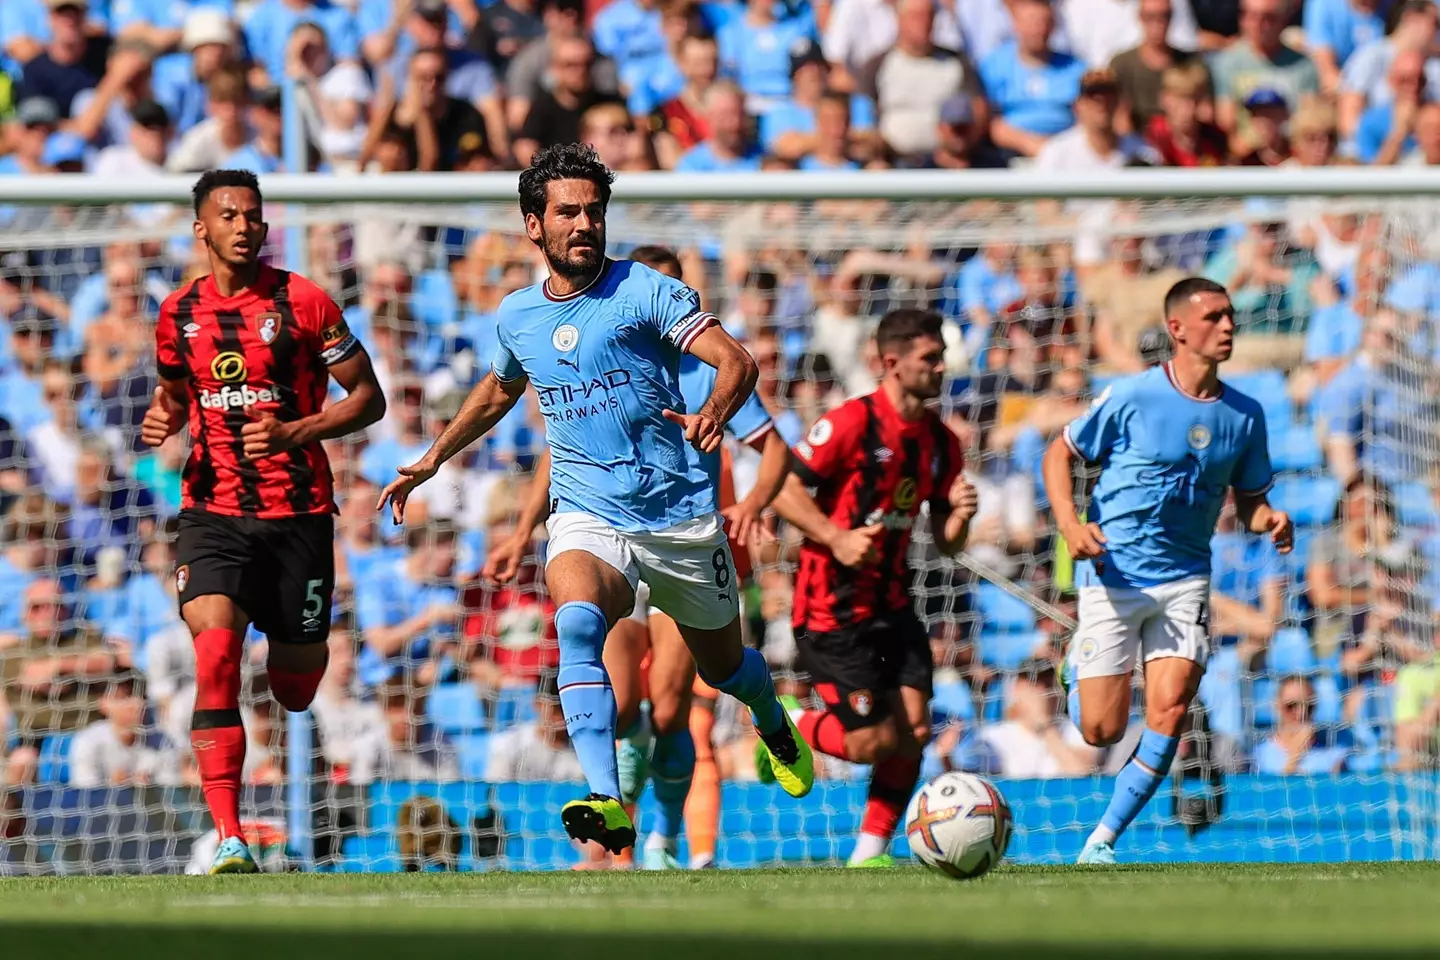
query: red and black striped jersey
[
  {"left": 791, "top": 387, "right": 964, "bottom": 634},
  {"left": 155, "top": 264, "right": 361, "bottom": 519}
]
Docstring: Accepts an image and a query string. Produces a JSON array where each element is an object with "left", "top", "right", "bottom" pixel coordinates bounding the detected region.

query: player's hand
[
  {"left": 241, "top": 405, "right": 298, "bottom": 460},
  {"left": 1264, "top": 509, "right": 1294, "bottom": 555},
  {"left": 947, "top": 474, "right": 979, "bottom": 525},
  {"left": 662, "top": 409, "right": 724, "bottom": 454},
  {"left": 377, "top": 455, "right": 440, "bottom": 525},
  {"left": 140, "top": 387, "right": 184, "bottom": 448},
  {"left": 722, "top": 497, "right": 773, "bottom": 548},
  {"left": 483, "top": 532, "right": 529, "bottom": 584},
  {"left": 828, "top": 522, "right": 884, "bottom": 568},
  {"left": 1061, "top": 520, "right": 1107, "bottom": 560}
]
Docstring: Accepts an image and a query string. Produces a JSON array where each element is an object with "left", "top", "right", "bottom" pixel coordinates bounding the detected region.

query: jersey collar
[
  {"left": 1163, "top": 361, "right": 1222, "bottom": 403},
  {"left": 542, "top": 258, "right": 611, "bottom": 302}
]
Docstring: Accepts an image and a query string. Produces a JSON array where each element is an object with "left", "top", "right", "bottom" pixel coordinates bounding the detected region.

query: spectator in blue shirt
[
  {"left": 14, "top": 0, "right": 99, "bottom": 118},
  {"left": 946, "top": 243, "right": 1022, "bottom": 331},
  {"left": 616, "top": 0, "right": 695, "bottom": 118},
  {"left": 67, "top": 38, "right": 161, "bottom": 150},
  {"left": 1210, "top": 498, "right": 1285, "bottom": 662},
  {"left": 69, "top": 439, "right": 157, "bottom": 572},
  {"left": 151, "top": 9, "right": 243, "bottom": 136},
  {"left": 1355, "top": 46, "right": 1426, "bottom": 163},
  {"left": 1337, "top": 0, "right": 1439, "bottom": 142},
  {"left": 0, "top": 495, "right": 56, "bottom": 636},
  {"left": 716, "top": 0, "right": 816, "bottom": 111},
  {"left": 1253, "top": 675, "right": 1350, "bottom": 775},
  {"left": 369, "top": 0, "right": 500, "bottom": 113},
  {"left": 355, "top": 521, "right": 462, "bottom": 689},
  {"left": 111, "top": 0, "right": 237, "bottom": 53},
  {"left": 1304, "top": 0, "right": 1387, "bottom": 94},
  {"left": 675, "top": 81, "right": 763, "bottom": 171},
  {"left": 244, "top": 0, "right": 361, "bottom": 82},
  {"left": 1, "top": 0, "right": 109, "bottom": 71},
  {"left": 592, "top": 0, "right": 665, "bottom": 77},
  {"left": 223, "top": 84, "right": 284, "bottom": 174},
  {"left": 979, "top": 0, "right": 1087, "bottom": 159},
  {"left": 0, "top": 98, "right": 60, "bottom": 176},
  {"left": 760, "top": 38, "right": 876, "bottom": 161},
  {"left": 1302, "top": 246, "right": 1388, "bottom": 391},
  {"left": 798, "top": 91, "right": 862, "bottom": 170}
]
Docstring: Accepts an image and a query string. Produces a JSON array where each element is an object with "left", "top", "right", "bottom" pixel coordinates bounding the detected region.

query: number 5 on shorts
[{"left": 304, "top": 579, "right": 325, "bottom": 619}]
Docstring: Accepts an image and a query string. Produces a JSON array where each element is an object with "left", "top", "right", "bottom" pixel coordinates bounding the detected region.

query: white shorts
[
  {"left": 625, "top": 580, "right": 657, "bottom": 625},
  {"left": 546, "top": 512, "right": 740, "bottom": 631},
  {"left": 1071, "top": 576, "right": 1211, "bottom": 681}
]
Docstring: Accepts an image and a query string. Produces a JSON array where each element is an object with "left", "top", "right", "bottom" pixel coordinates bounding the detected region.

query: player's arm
[
  {"left": 244, "top": 348, "right": 386, "bottom": 458},
  {"left": 666, "top": 325, "right": 759, "bottom": 455},
  {"left": 1043, "top": 386, "right": 1126, "bottom": 560},
  {"left": 483, "top": 448, "right": 553, "bottom": 584},
  {"left": 930, "top": 431, "right": 977, "bottom": 558},
  {"left": 378, "top": 371, "right": 528, "bottom": 523},
  {"left": 1232, "top": 411, "right": 1293, "bottom": 555},
  {"left": 770, "top": 409, "right": 883, "bottom": 568},
  {"left": 723, "top": 426, "right": 793, "bottom": 547},
  {"left": 142, "top": 300, "right": 191, "bottom": 448}
]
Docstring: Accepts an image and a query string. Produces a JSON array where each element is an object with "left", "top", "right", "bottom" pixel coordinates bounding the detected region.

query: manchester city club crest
[
  {"left": 1079, "top": 638, "right": 1098, "bottom": 662},
  {"left": 1187, "top": 423, "right": 1212, "bottom": 450},
  {"left": 255, "top": 311, "right": 280, "bottom": 345},
  {"left": 553, "top": 324, "right": 579, "bottom": 352}
]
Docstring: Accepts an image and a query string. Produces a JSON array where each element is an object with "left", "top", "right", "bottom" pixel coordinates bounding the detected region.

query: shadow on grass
[{"left": 1, "top": 924, "right": 1431, "bottom": 960}]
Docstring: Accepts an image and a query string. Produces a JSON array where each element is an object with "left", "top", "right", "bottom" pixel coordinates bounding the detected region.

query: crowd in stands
[{"left": 4, "top": 0, "right": 1440, "bottom": 829}]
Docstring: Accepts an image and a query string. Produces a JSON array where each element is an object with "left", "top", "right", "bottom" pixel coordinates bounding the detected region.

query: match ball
[{"left": 904, "top": 772, "right": 1012, "bottom": 880}]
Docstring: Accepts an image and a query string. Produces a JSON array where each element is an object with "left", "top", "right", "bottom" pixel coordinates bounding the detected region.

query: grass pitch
[{"left": 2, "top": 863, "right": 1437, "bottom": 960}]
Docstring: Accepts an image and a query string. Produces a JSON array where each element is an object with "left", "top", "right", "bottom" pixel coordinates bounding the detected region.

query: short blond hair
[
  {"left": 1290, "top": 99, "right": 1337, "bottom": 138},
  {"left": 1161, "top": 61, "right": 1209, "bottom": 97}
]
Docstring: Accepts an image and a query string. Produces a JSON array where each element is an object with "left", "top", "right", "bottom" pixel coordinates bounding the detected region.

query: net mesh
[{"left": 1, "top": 187, "right": 1439, "bottom": 874}]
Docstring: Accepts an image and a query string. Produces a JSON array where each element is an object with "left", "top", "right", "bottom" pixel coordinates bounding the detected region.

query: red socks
[
  {"left": 191, "top": 628, "right": 245, "bottom": 840},
  {"left": 798, "top": 710, "right": 851, "bottom": 760},
  {"left": 268, "top": 660, "right": 327, "bottom": 712},
  {"left": 861, "top": 755, "right": 921, "bottom": 841}
]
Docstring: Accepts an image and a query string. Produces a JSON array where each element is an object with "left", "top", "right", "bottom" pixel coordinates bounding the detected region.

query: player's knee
[
  {"left": 649, "top": 698, "right": 686, "bottom": 736},
  {"left": 910, "top": 723, "right": 932, "bottom": 748},
  {"left": 846, "top": 723, "right": 898, "bottom": 764},
  {"left": 1081, "top": 716, "right": 1127, "bottom": 748},
  {"left": 1146, "top": 700, "right": 1190, "bottom": 738}
]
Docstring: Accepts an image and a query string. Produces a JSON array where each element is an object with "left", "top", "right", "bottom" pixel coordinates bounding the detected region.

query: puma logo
[{"left": 557, "top": 358, "right": 580, "bottom": 371}]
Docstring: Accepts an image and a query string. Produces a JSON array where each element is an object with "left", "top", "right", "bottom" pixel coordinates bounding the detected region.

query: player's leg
[
  {"left": 791, "top": 625, "right": 903, "bottom": 766},
  {"left": 544, "top": 513, "right": 642, "bottom": 852},
  {"left": 1084, "top": 579, "right": 1208, "bottom": 862},
  {"left": 604, "top": 585, "right": 652, "bottom": 807},
  {"left": 639, "top": 610, "right": 697, "bottom": 868},
  {"left": 684, "top": 674, "right": 720, "bottom": 869},
  {"left": 175, "top": 510, "right": 258, "bottom": 875},
  {"left": 635, "top": 515, "right": 812, "bottom": 798},
  {"left": 263, "top": 515, "right": 336, "bottom": 713}
]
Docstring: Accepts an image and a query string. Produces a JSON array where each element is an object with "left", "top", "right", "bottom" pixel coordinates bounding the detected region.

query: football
[{"left": 904, "top": 772, "right": 1012, "bottom": 880}]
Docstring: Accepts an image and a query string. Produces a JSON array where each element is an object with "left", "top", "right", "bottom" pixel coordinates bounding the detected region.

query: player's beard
[{"left": 543, "top": 227, "right": 605, "bottom": 280}]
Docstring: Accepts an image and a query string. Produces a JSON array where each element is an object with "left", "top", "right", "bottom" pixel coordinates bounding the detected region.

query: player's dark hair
[
  {"left": 1162, "top": 277, "right": 1229, "bottom": 320},
  {"left": 192, "top": 168, "right": 261, "bottom": 217},
  {"left": 875, "top": 308, "right": 944, "bottom": 355},
  {"left": 628, "top": 245, "right": 683, "bottom": 278},
  {"left": 518, "top": 142, "right": 615, "bottom": 220}
]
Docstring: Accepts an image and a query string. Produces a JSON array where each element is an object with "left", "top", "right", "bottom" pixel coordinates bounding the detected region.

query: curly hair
[
  {"left": 517, "top": 143, "right": 615, "bottom": 220},
  {"left": 192, "top": 168, "right": 262, "bottom": 217}
]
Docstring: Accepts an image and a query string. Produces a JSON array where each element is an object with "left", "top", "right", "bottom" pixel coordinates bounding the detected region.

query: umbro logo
[
  {"left": 875, "top": 446, "right": 894, "bottom": 463},
  {"left": 182, "top": 322, "right": 200, "bottom": 339},
  {"left": 717, "top": 592, "right": 729, "bottom": 601}
]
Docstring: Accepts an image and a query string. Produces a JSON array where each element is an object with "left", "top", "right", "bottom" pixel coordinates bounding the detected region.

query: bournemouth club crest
[
  {"left": 176, "top": 564, "right": 190, "bottom": 594},
  {"left": 849, "top": 688, "right": 874, "bottom": 718},
  {"left": 256, "top": 311, "right": 281, "bottom": 345}
]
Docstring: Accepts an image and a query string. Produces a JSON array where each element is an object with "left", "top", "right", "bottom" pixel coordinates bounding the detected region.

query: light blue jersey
[
  {"left": 492, "top": 259, "right": 719, "bottom": 533},
  {"left": 679, "top": 353, "right": 774, "bottom": 492},
  {"left": 1063, "top": 363, "right": 1273, "bottom": 589}
]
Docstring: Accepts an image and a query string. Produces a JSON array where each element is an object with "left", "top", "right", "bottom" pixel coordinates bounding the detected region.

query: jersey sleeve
[
  {"left": 1062, "top": 383, "right": 1126, "bottom": 463},
  {"left": 155, "top": 297, "right": 186, "bottom": 380},
  {"left": 491, "top": 334, "right": 525, "bottom": 383},
  {"left": 1232, "top": 408, "right": 1274, "bottom": 496},
  {"left": 726, "top": 389, "right": 774, "bottom": 446},
  {"left": 791, "top": 403, "right": 863, "bottom": 486},
  {"left": 314, "top": 293, "right": 363, "bottom": 367},
  {"left": 644, "top": 269, "right": 716, "bottom": 354}
]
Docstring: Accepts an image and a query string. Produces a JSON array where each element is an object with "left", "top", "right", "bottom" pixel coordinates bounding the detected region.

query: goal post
[{"left": 0, "top": 168, "right": 1436, "bottom": 874}]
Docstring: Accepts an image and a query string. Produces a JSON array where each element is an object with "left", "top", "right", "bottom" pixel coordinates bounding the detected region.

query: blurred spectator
[
  {"left": 0, "top": 497, "right": 56, "bottom": 634},
  {"left": 1111, "top": 0, "right": 1211, "bottom": 136},
  {"left": 361, "top": 381, "right": 431, "bottom": 486},
  {"left": 1304, "top": 0, "right": 1387, "bottom": 95},
  {"left": 371, "top": 0, "right": 497, "bottom": 111},
  {"left": 68, "top": 38, "right": 157, "bottom": 149},
  {"left": 1253, "top": 675, "right": 1349, "bottom": 774},
  {"left": 151, "top": 8, "right": 241, "bottom": 137},
  {"left": 1209, "top": 498, "right": 1285, "bottom": 664},
  {"left": 0, "top": 307, "right": 59, "bottom": 435},
  {"left": 1308, "top": 477, "right": 1400, "bottom": 661},
  {"left": 1080, "top": 233, "right": 1185, "bottom": 372},
  {"left": 1035, "top": 68, "right": 1159, "bottom": 171},
  {"left": 513, "top": 36, "right": 620, "bottom": 165},
  {"left": 2, "top": 0, "right": 108, "bottom": 69},
  {"left": 68, "top": 673, "right": 180, "bottom": 787},
  {"left": 355, "top": 521, "right": 461, "bottom": 689},
  {"left": 504, "top": 0, "right": 621, "bottom": 133},
  {"left": 823, "top": 0, "right": 962, "bottom": 90},
  {"left": 762, "top": 39, "right": 877, "bottom": 163},
  {"left": 861, "top": 0, "right": 985, "bottom": 166},
  {"left": 975, "top": 660, "right": 1100, "bottom": 778},
  {"left": 614, "top": 0, "right": 691, "bottom": 119},
  {"left": 952, "top": 242, "right": 1023, "bottom": 336},
  {"left": 166, "top": 66, "right": 250, "bottom": 173},
  {"left": 675, "top": 81, "right": 763, "bottom": 171},
  {"left": 579, "top": 100, "right": 654, "bottom": 170},
  {"left": 0, "top": 98, "right": 60, "bottom": 175},
  {"left": 1202, "top": 210, "right": 1319, "bottom": 333},
  {"left": 651, "top": 33, "right": 718, "bottom": 165},
  {"left": 461, "top": 515, "right": 557, "bottom": 691},
  {"left": 1146, "top": 61, "right": 1227, "bottom": 165},
  {"left": 797, "top": 92, "right": 864, "bottom": 170},
  {"left": 222, "top": 84, "right": 283, "bottom": 175},
  {"left": 1338, "top": 0, "right": 1439, "bottom": 141},
  {"left": 13, "top": 0, "right": 98, "bottom": 118},
  {"left": 928, "top": 93, "right": 985, "bottom": 167},
  {"left": 1340, "top": 552, "right": 1432, "bottom": 708},
  {"left": 472, "top": 0, "right": 548, "bottom": 77},
  {"left": 1234, "top": 87, "right": 1292, "bottom": 164},
  {"left": 592, "top": 0, "right": 665, "bottom": 79},
  {"left": 1069, "top": 0, "right": 1201, "bottom": 71},
  {"left": 1301, "top": 246, "right": 1389, "bottom": 391},
  {"left": 378, "top": 46, "right": 493, "bottom": 172},
  {"left": 349, "top": 683, "right": 460, "bottom": 783},
  {"left": 1286, "top": 96, "right": 1342, "bottom": 168},
  {"left": 89, "top": 98, "right": 170, "bottom": 177},
  {"left": 27, "top": 360, "right": 83, "bottom": 504},
  {"left": 1211, "top": 0, "right": 1320, "bottom": 141},
  {"left": 717, "top": 0, "right": 816, "bottom": 112},
  {"left": 69, "top": 439, "right": 156, "bottom": 571},
  {"left": 1393, "top": 645, "right": 1440, "bottom": 770},
  {"left": 311, "top": 63, "right": 375, "bottom": 170},
  {"left": 311, "top": 628, "right": 385, "bottom": 783},
  {"left": 0, "top": 579, "right": 114, "bottom": 759},
  {"left": 244, "top": 0, "right": 360, "bottom": 83},
  {"left": 484, "top": 671, "right": 584, "bottom": 781},
  {"left": 1355, "top": 47, "right": 1426, "bottom": 163},
  {"left": 980, "top": 0, "right": 1088, "bottom": 160},
  {"left": 1404, "top": 98, "right": 1440, "bottom": 162},
  {"left": 336, "top": 478, "right": 405, "bottom": 603}
]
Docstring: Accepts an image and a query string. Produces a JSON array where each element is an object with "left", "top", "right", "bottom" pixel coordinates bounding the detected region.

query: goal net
[{"left": 1, "top": 172, "right": 1438, "bottom": 874}]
